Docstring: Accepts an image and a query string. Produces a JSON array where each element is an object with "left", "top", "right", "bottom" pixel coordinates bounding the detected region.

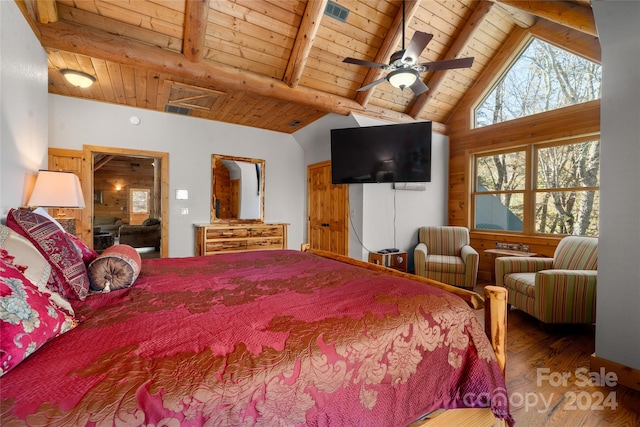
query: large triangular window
[{"left": 474, "top": 37, "right": 601, "bottom": 128}]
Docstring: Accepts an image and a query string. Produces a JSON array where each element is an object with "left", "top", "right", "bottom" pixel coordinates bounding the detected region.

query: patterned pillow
[
  {"left": 87, "top": 245, "right": 142, "bottom": 292},
  {"left": 0, "top": 260, "right": 77, "bottom": 376},
  {"left": 0, "top": 225, "right": 73, "bottom": 317},
  {"left": 6, "top": 209, "right": 90, "bottom": 301},
  {"left": 66, "top": 233, "right": 98, "bottom": 265}
]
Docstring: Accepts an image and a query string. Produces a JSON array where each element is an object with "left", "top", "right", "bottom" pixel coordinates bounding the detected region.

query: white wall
[
  {"left": 48, "top": 95, "right": 305, "bottom": 257},
  {"left": 592, "top": 1, "right": 640, "bottom": 371},
  {"left": 358, "top": 132, "right": 448, "bottom": 267},
  {"left": 238, "top": 161, "right": 260, "bottom": 219},
  {"left": 0, "top": 1, "right": 49, "bottom": 217},
  {"left": 293, "top": 114, "right": 448, "bottom": 266}
]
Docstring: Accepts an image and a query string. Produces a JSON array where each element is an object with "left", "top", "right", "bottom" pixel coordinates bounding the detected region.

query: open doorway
[{"left": 83, "top": 145, "right": 169, "bottom": 258}]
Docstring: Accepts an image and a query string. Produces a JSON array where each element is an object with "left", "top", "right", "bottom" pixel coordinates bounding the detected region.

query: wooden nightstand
[{"left": 368, "top": 251, "right": 408, "bottom": 273}]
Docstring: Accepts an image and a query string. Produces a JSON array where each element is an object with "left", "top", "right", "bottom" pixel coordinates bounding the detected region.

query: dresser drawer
[
  {"left": 246, "top": 238, "right": 283, "bottom": 251},
  {"left": 205, "top": 240, "right": 247, "bottom": 252},
  {"left": 195, "top": 223, "right": 288, "bottom": 256},
  {"left": 206, "top": 227, "right": 248, "bottom": 239},
  {"left": 248, "top": 226, "right": 283, "bottom": 238}
]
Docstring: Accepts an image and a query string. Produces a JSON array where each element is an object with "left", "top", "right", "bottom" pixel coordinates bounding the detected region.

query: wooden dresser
[{"left": 195, "top": 223, "right": 288, "bottom": 256}]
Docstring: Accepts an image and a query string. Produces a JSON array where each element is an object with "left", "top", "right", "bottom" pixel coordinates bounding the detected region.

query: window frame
[
  {"left": 471, "top": 35, "right": 602, "bottom": 129},
  {"left": 470, "top": 136, "right": 600, "bottom": 237}
]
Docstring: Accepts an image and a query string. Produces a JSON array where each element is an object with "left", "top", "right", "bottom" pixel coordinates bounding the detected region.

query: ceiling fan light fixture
[
  {"left": 61, "top": 69, "right": 96, "bottom": 88},
  {"left": 387, "top": 68, "right": 419, "bottom": 90}
]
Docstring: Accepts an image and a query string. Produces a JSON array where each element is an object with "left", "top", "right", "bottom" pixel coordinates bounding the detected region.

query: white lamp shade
[
  {"left": 28, "top": 170, "right": 86, "bottom": 208},
  {"left": 387, "top": 69, "right": 419, "bottom": 89}
]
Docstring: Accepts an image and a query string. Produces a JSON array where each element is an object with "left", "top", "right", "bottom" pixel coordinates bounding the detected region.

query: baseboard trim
[{"left": 590, "top": 353, "right": 640, "bottom": 392}]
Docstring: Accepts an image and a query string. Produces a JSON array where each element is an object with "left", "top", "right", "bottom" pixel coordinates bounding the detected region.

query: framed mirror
[{"left": 211, "top": 154, "right": 265, "bottom": 223}]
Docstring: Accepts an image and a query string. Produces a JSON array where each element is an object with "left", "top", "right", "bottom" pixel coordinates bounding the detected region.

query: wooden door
[
  {"left": 307, "top": 161, "right": 349, "bottom": 255},
  {"left": 48, "top": 148, "right": 91, "bottom": 245}
]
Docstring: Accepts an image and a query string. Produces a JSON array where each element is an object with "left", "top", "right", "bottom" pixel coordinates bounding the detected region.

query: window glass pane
[
  {"left": 132, "top": 190, "right": 149, "bottom": 213},
  {"left": 475, "top": 38, "right": 601, "bottom": 128},
  {"left": 537, "top": 140, "right": 600, "bottom": 189},
  {"left": 475, "top": 193, "right": 524, "bottom": 231},
  {"left": 535, "top": 190, "right": 599, "bottom": 236},
  {"left": 476, "top": 151, "right": 527, "bottom": 191}
]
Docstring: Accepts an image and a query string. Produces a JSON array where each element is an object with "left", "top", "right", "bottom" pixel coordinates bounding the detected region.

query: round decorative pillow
[{"left": 87, "top": 244, "right": 142, "bottom": 292}]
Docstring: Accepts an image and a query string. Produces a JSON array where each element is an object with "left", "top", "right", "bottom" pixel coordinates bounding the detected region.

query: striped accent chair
[
  {"left": 414, "top": 226, "right": 479, "bottom": 290},
  {"left": 495, "top": 236, "right": 598, "bottom": 325}
]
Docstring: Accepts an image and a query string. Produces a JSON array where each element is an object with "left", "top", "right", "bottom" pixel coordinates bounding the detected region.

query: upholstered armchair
[
  {"left": 495, "top": 236, "right": 598, "bottom": 325},
  {"left": 414, "top": 226, "right": 479, "bottom": 290}
]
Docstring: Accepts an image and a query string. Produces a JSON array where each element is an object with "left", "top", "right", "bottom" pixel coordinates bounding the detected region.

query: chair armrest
[
  {"left": 461, "top": 245, "right": 479, "bottom": 289},
  {"left": 495, "top": 257, "right": 554, "bottom": 287},
  {"left": 535, "top": 270, "right": 598, "bottom": 323},
  {"left": 414, "top": 243, "right": 428, "bottom": 277}
]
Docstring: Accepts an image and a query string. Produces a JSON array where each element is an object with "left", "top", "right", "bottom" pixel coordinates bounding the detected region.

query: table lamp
[{"left": 28, "top": 170, "right": 85, "bottom": 235}]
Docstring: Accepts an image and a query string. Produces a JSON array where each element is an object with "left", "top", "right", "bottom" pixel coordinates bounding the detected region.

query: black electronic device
[
  {"left": 330, "top": 121, "right": 432, "bottom": 184},
  {"left": 378, "top": 248, "right": 399, "bottom": 254}
]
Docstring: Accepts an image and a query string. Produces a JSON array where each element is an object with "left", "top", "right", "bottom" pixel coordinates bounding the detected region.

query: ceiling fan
[{"left": 343, "top": 4, "right": 474, "bottom": 96}]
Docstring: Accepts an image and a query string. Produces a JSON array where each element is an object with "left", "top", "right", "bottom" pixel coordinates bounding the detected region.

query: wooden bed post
[{"left": 484, "top": 285, "right": 507, "bottom": 373}]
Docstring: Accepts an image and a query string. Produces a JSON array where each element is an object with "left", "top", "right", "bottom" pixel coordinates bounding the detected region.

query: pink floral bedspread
[{"left": 1, "top": 250, "right": 511, "bottom": 426}]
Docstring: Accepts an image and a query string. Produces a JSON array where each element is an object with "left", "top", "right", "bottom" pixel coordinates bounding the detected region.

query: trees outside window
[
  {"left": 475, "top": 37, "right": 601, "bottom": 128},
  {"left": 471, "top": 36, "right": 600, "bottom": 236},
  {"left": 474, "top": 150, "right": 526, "bottom": 232},
  {"left": 535, "top": 140, "right": 599, "bottom": 236},
  {"left": 473, "top": 139, "right": 599, "bottom": 237}
]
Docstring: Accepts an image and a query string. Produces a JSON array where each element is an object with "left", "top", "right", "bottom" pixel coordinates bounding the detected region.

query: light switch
[{"left": 176, "top": 189, "right": 189, "bottom": 200}]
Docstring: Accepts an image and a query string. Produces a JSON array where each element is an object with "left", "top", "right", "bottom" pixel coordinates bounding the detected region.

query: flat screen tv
[{"left": 330, "top": 121, "right": 432, "bottom": 184}]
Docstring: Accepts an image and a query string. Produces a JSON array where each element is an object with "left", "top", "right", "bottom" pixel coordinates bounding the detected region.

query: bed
[{"left": 1, "top": 212, "right": 512, "bottom": 426}]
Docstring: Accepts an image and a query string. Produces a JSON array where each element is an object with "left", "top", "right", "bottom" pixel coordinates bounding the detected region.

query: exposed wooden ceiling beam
[
  {"left": 496, "top": 0, "right": 597, "bottom": 36},
  {"left": 493, "top": 2, "right": 536, "bottom": 29},
  {"left": 34, "top": 0, "right": 58, "bottom": 24},
  {"left": 409, "top": 1, "right": 494, "bottom": 119},
  {"left": 94, "top": 155, "right": 116, "bottom": 171},
  {"left": 38, "top": 20, "right": 418, "bottom": 124},
  {"left": 354, "top": 0, "right": 422, "bottom": 107},
  {"left": 183, "top": 0, "right": 210, "bottom": 63},
  {"left": 283, "top": 0, "right": 328, "bottom": 88}
]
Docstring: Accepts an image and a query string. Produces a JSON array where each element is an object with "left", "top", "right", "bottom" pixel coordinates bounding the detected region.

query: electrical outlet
[{"left": 181, "top": 207, "right": 189, "bottom": 215}]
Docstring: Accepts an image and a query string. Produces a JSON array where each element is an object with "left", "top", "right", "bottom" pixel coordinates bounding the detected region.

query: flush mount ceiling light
[{"left": 60, "top": 69, "right": 96, "bottom": 88}]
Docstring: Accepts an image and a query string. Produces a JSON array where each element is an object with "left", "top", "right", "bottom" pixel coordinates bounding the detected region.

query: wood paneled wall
[
  {"left": 445, "top": 21, "right": 601, "bottom": 281},
  {"left": 213, "top": 157, "right": 232, "bottom": 220},
  {"left": 447, "top": 100, "right": 600, "bottom": 281},
  {"left": 94, "top": 157, "right": 155, "bottom": 223}
]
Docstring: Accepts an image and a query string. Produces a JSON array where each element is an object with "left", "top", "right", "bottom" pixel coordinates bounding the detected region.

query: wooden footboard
[{"left": 301, "top": 245, "right": 508, "bottom": 427}]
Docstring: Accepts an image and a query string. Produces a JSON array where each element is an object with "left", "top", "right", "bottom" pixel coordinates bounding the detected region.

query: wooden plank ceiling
[{"left": 17, "top": 0, "right": 597, "bottom": 134}]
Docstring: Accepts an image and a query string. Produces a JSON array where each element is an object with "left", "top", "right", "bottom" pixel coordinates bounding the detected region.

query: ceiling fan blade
[
  {"left": 401, "top": 32, "right": 432, "bottom": 65},
  {"left": 356, "top": 77, "right": 388, "bottom": 92},
  {"left": 419, "top": 56, "right": 475, "bottom": 71},
  {"left": 409, "top": 79, "right": 429, "bottom": 96},
  {"left": 343, "top": 57, "right": 388, "bottom": 70}
]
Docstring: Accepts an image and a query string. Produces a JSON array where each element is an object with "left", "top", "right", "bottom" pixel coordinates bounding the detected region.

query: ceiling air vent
[
  {"left": 325, "top": 1, "right": 349, "bottom": 23},
  {"left": 165, "top": 105, "right": 192, "bottom": 115}
]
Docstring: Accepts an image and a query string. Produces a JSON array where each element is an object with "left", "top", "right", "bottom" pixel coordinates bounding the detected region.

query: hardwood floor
[{"left": 474, "top": 283, "right": 640, "bottom": 426}]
